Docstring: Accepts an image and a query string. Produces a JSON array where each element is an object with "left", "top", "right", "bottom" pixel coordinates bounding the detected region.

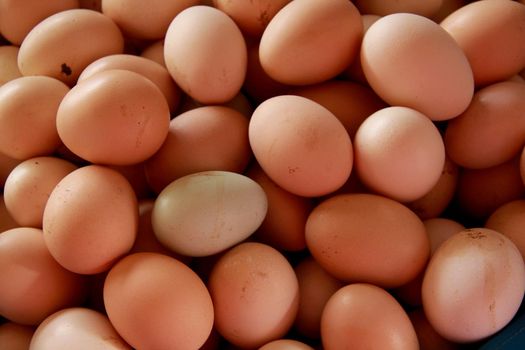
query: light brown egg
[
  {"left": 408, "top": 308, "right": 462, "bottom": 350},
  {"left": 321, "top": 283, "right": 419, "bottom": 350},
  {"left": 0, "top": 76, "right": 69, "bottom": 160},
  {"left": 486, "top": 199, "right": 525, "bottom": 261},
  {"left": 140, "top": 39, "right": 165, "bottom": 67},
  {"left": 42, "top": 165, "right": 138, "bottom": 274},
  {"left": 104, "top": 252, "right": 214, "bottom": 350},
  {"left": 259, "top": 339, "right": 314, "bottom": 350},
  {"left": 145, "top": 106, "right": 251, "bottom": 193},
  {"left": 355, "top": 0, "right": 442, "bottom": 17},
  {"left": 30, "top": 307, "right": 131, "bottom": 350},
  {"left": 18, "top": 9, "right": 124, "bottom": 86},
  {"left": 422, "top": 228, "right": 525, "bottom": 343},
  {"left": 305, "top": 193, "right": 429, "bottom": 288},
  {"left": 0, "top": 322, "right": 34, "bottom": 350},
  {"left": 259, "top": 0, "right": 362, "bottom": 85},
  {"left": 293, "top": 256, "right": 344, "bottom": 339},
  {"left": 249, "top": 95, "right": 352, "bottom": 197},
  {"left": 152, "top": 171, "right": 267, "bottom": 257},
  {"left": 0, "top": 46, "right": 22, "bottom": 86},
  {"left": 3, "top": 157, "right": 77, "bottom": 228},
  {"left": 0, "top": 0, "right": 79, "bottom": 45},
  {"left": 444, "top": 81, "right": 525, "bottom": 170},
  {"left": 208, "top": 242, "right": 299, "bottom": 349},
  {"left": 361, "top": 13, "right": 473, "bottom": 121},
  {"left": 164, "top": 6, "right": 247, "bottom": 104},
  {"left": 441, "top": 0, "right": 525, "bottom": 87},
  {"left": 78, "top": 53, "right": 180, "bottom": 112},
  {"left": 57, "top": 69, "right": 170, "bottom": 165},
  {"left": 354, "top": 106, "right": 445, "bottom": 202},
  {"left": 0, "top": 227, "right": 86, "bottom": 325}
]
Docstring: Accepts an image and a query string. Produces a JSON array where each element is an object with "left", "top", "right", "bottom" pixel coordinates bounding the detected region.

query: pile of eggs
[{"left": 1, "top": 0, "right": 525, "bottom": 349}]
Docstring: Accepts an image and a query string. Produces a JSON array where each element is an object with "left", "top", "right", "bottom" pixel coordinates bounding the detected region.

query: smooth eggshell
[
  {"left": 305, "top": 193, "right": 429, "bottom": 288},
  {"left": 409, "top": 308, "right": 462, "bottom": 350},
  {"left": 259, "top": 339, "right": 314, "bottom": 350},
  {"left": 152, "top": 171, "right": 267, "bottom": 257},
  {"left": 0, "top": 322, "right": 34, "bottom": 350},
  {"left": 249, "top": 95, "right": 353, "bottom": 197},
  {"left": 422, "top": 228, "right": 525, "bottom": 343},
  {"left": 104, "top": 252, "right": 214, "bottom": 350},
  {"left": 486, "top": 199, "right": 525, "bottom": 261}
]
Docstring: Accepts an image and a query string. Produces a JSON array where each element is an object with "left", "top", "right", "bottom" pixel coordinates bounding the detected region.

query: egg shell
[
  {"left": 408, "top": 308, "right": 462, "bottom": 350},
  {"left": 101, "top": 0, "right": 199, "bottom": 40},
  {"left": 486, "top": 199, "right": 525, "bottom": 261},
  {"left": 440, "top": 0, "right": 525, "bottom": 86},
  {"left": 249, "top": 95, "right": 353, "bottom": 197},
  {"left": 30, "top": 307, "right": 131, "bottom": 350},
  {"left": 354, "top": 0, "right": 443, "bottom": 17},
  {"left": 0, "top": 195, "right": 18, "bottom": 232},
  {"left": 56, "top": 69, "right": 170, "bottom": 166},
  {"left": 78, "top": 53, "right": 180, "bottom": 112},
  {"left": 0, "top": 322, "right": 35, "bottom": 350},
  {"left": 0, "top": 227, "right": 86, "bottom": 325},
  {"left": 3, "top": 156, "right": 77, "bottom": 228},
  {"left": 164, "top": 6, "right": 247, "bottom": 104},
  {"left": 444, "top": 81, "right": 525, "bottom": 170},
  {"left": 152, "top": 171, "right": 267, "bottom": 257},
  {"left": 17, "top": 9, "right": 124, "bottom": 86},
  {"left": 321, "top": 283, "right": 419, "bottom": 350},
  {"left": 0, "top": 76, "right": 69, "bottom": 160},
  {"left": 361, "top": 12, "right": 474, "bottom": 121},
  {"left": 305, "top": 193, "right": 429, "bottom": 288},
  {"left": 259, "top": 339, "right": 314, "bottom": 350},
  {"left": 42, "top": 165, "right": 138, "bottom": 274},
  {"left": 208, "top": 242, "right": 299, "bottom": 349},
  {"left": 145, "top": 106, "right": 251, "bottom": 193},
  {"left": 140, "top": 39, "right": 165, "bottom": 67},
  {"left": 422, "top": 228, "right": 525, "bottom": 343},
  {"left": 0, "top": 46, "right": 22, "bottom": 86},
  {"left": 104, "top": 252, "right": 214, "bottom": 350},
  {"left": 353, "top": 106, "right": 445, "bottom": 202},
  {"left": 259, "top": 0, "right": 362, "bottom": 85}
]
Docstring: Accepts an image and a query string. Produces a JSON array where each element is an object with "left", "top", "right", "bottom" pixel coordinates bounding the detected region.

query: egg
[
  {"left": 361, "top": 12, "right": 473, "bottom": 121},
  {"left": 354, "top": 106, "right": 445, "bottom": 202},
  {"left": 42, "top": 165, "right": 138, "bottom": 274},
  {"left": 422, "top": 228, "right": 525, "bottom": 343},
  {"left": 140, "top": 39, "right": 165, "bottom": 67},
  {"left": 0, "top": 76, "right": 69, "bottom": 160},
  {"left": 208, "top": 242, "right": 299, "bottom": 349},
  {"left": 152, "top": 171, "right": 267, "bottom": 257},
  {"left": 164, "top": 6, "right": 247, "bottom": 104},
  {"left": 408, "top": 308, "right": 462, "bottom": 350},
  {"left": 104, "top": 252, "right": 214, "bottom": 350},
  {"left": 249, "top": 95, "right": 353, "bottom": 197},
  {"left": 259, "top": 0, "right": 362, "bottom": 85},
  {"left": 0, "top": 46, "right": 22, "bottom": 86},
  {"left": 0, "top": 322, "right": 34, "bottom": 350},
  {"left": 305, "top": 193, "right": 429, "bottom": 288},
  {"left": 18, "top": 9, "right": 124, "bottom": 86},
  {"left": 56, "top": 69, "right": 170, "bottom": 165},
  {"left": 486, "top": 199, "right": 525, "bottom": 261},
  {"left": 0, "top": 196, "right": 18, "bottom": 232},
  {"left": 321, "top": 283, "right": 419, "bottom": 350},
  {"left": 30, "top": 307, "right": 131, "bottom": 350},
  {"left": 0, "top": 152, "right": 20, "bottom": 189},
  {"left": 259, "top": 339, "right": 314, "bottom": 350}
]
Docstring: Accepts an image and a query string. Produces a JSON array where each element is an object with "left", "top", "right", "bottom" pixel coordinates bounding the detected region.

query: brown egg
[
  {"left": 57, "top": 69, "right": 170, "bottom": 165},
  {"left": 408, "top": 308, "right": 462, "bottom": 350},
  {"left": 441, "top": 0, "right": 525, "bottom": 87},
  {"left": 42, "top": 165, "right": 138, "bottom": 274},
  {"left": 145, "top": 106, "right": 251, "bottom": 193},
  {"left": 0, "top": 152, "right": 20, "bottom": 189},
  {"left": 0, "top": 46, "right": 22, "bottom": 86},
  {"left": 249, "top": 95, "right": 353, "bottom": 197},
  {"left": 354, "top": 106, "right": 445, "bottom": 202},
  {"left": 293, "top": 256, "right": 344, "bottom": 339},
  {"left": 208, "top": 242, "right": 299, "bottom": 349},
  {"left": 164, "top": 6, "right": 247, "bottom": 104},
  {"left": 288, "top": 80, "right": 387, "bottom": 139},
  {"left": 361, "top": 13, "right": 473, "bottom": 121},
  {"left": 259, "top": 339, "right": 314, "bottom": 350},
  {"left": 177, "top": 92, "right": 254, "bottom": 118},
  {"left": 247, "top": 164, "right": 313, "bottom": 252},
  {"left": 18, "top": 9, "right": 124, "bottom": 86},
  {"left": 321, "top": 283, "right": 419, "bottom": 350},
  {"left": 0, "top": 0, "right": 79, "bottom": 45},
  {"left": 102, "top": 0, "right": 198, "bottom": 40},
  {"left": 0, "top": 196, "right": 18, "bottom": 233},
  {"left": 140, "top": 39, "right": 165, "bottom": 67},
  {"left": 152, "top": 171, "right": 267, "bottom": 257},
  {"left": 444, "top": 81, "right": 525, "bottom": 170},
  {"left": 259, "top": 0, "right": 362, "bottom": 85},
  {"left": 104, "top": 252, "right": 214, "bottom": 350},
  {"left": 354, "top": 0, "right": 443, "bottom": 17},
  {"left": 78, "top": 54, "right": 180, "bottom": 112},
  {"left": 212, "top": 0, "right": 291, "bottom": 38},
  {"left": 30, "top": 307, "right": 131, "bottom": 350},
  {"left": 422, "top": 228, "right": 525, "bottom": 343},
  {"left": 305, "top": 193, "right": 429, "bottom": 288},
  {"left": 0, "top": 76, "right": 69, "bottom": 160},
  {"left": 486, "top": 199, "right": 525, "bottom": 261},
  {"left": 3, "top": 157, "right": 77, "bottom": 228},
  {"left": 0, "top": 322, "right": 34, "bottom": 350},
  {"left": 0, "top": 227, "right": 86, "bottom": 325}
]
